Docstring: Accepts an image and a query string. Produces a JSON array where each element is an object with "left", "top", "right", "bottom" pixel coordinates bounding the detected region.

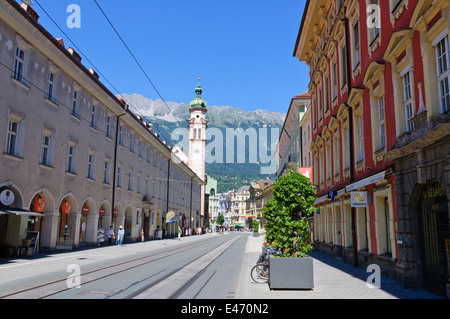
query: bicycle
[{"left": 251, "top": 246, "right": 281, "bottom": 284}]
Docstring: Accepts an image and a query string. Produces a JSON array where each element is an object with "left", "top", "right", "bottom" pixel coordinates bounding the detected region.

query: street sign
[{"left": 351, "top": 191, "right": 368, "bottom": 207}]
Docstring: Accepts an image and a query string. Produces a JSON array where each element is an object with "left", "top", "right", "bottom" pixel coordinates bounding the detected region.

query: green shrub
[{"left": 263, "top": 167, "right": 316, "bottom": 257}]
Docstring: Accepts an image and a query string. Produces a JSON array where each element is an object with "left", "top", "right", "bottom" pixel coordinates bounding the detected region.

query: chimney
[
  {"left": 89, "top": 68, "right": 99, "bottom": 80},
  {"left": 56, "top": 38, "right": 65, "bottom": 48},
  {"left": 68, "top": 47, "right": 82, "bottom": 63},
  {"left": 20, "top": 3, "right": 40, "bottom": 23}
]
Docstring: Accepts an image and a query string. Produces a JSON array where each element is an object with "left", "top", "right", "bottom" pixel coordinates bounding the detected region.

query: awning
[
  {"left": 0, "top": 208, "right": 44, "bottom": 217},
  {"left": 345, "top": 170, "right": 387, "bottom": 192},
  {"left": 314, "top": 194, "right": 329, "bottom": 205}
]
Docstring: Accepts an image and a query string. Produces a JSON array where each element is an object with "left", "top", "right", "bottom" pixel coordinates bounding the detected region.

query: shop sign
[
  {"left": 99, "top": 209, "right": 106, "bottom": 215},
  {"left": 351, "top": 191, "right": 368, "bottom": 207},
  {"left": 62, "top": 202, "right": 71, "bottom": 214},
  {"left": 82, "top": 207, "right": 90, "bottom": 213},
  {"left": 0, "top": 189, "right": 15, "bottom": 206},
  {"left": 113, "top": 210, "right": 118, "bottom": 216},
  {"left": 298, "top": 167, "right": 313, "bottom": 182},
  {"left": 34, "top": 198, "right": 46, "bottom": 212}
]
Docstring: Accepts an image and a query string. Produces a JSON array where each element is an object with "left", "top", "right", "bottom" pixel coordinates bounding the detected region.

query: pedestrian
[
  {"left": 97, "top": 225, "right": 104, "bottom": 246},
  {"left": 117, "top": 225, "right": 124, "bottom": 246},
  {"left": 178, "top": 226, "right": 182, "bottom": 240},
  {"left": 107, "top": 226, "right": 114, "bottom": 245}
]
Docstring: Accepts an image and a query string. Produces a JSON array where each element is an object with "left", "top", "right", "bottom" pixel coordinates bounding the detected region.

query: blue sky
[{"left": 33, "top": 0, "right": 309, "bottom": 113}]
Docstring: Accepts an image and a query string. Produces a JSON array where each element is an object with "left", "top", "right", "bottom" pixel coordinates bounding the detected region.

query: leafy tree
[
  {"left": 216, "top": 213, "right": 225, "bottom": 226},
  {"left": 252, "top": 220, "right": 259, "bottom": 233},
  {"left": 263, "top": 167, "right": 316, "bottom": 257}
]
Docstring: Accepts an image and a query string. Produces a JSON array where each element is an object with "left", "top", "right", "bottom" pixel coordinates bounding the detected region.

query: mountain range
[{"left": 120, "top": 93, "right": 286, "bottom": 192}]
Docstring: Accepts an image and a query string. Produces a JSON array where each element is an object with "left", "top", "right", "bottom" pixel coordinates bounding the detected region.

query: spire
[{"left": 190, "top": 78, "right": 207, "bottom": 109}]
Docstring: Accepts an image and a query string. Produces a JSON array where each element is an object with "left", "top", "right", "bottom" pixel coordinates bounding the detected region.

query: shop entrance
[
  {"left": 0, "top": 214, "right": 8, "bottom": 257},
  {"left": 419, "top": 182, "right": 450, "bottom": 297}
]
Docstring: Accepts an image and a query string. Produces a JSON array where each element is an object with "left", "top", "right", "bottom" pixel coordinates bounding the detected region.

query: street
[
  {"left": 0, "top": 231, "right": 443, "bottom": 301},
  {"left": 0, "top": 232, "right": 246, "bottom": 299}
]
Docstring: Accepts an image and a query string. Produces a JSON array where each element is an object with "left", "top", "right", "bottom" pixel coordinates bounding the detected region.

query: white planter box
[{"left": 269, "top": 256, "right": 314, "bottom": 290}]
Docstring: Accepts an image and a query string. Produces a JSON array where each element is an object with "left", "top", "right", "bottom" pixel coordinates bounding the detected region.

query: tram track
[{"left": 0, "top": 233, "right": 241, "bottom": 299}]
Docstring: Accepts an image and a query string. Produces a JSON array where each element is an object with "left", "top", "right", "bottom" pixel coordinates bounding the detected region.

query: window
[
  {"left": 358, "top": 115, "right": 365, "bottom": 162},
  {"left": 104, "top": 158, "right": 110, "bottom": 184},
  {"left": 118, "top": 126, "right": 123, "bottom": 146},
  {"left": 90, "top": 105, "right": 97, "bottom": 128},
  {"left": 353, "top": 20, "right": 361, "bottom": 70},
  {"left": 334, "top": 134, "right": 340, "bottom": 177},
  {"left": 435, "top": 35, "right": 450, "bottom": 113},
  {"left": 130, "top": 134, "right": 134, "bottom": 153},
  {"left": 87, "top": 151, "right": 95, "bottom": 179},
  {"left": 326, "top": 142, "right": 332, "bottom": 181},
  {"left": 138, "top": 139, "right": 143, "bottom": 158},
  {"left": 6, "top": 120, "right": 18, "bottom": 156},
  {"left": 106, "top": 116, "right": 111, "bottom": 138},
  {"left": 402, "top": 71, "right": 414, "bottom": 132},
  {"left": 145, "top": 178, "right": 150, "bottom": 196},
  {"left": 146, "top": 146, "right": 151, "bottom": 163},
  {"left": 343, "top": 126, "right": 351, "bottom": 169},
  {"left": 312, "top": 98, "right": 317, "bottom": 129},
  {"left": 117, "top": 165, "right": 123, "bottom": 188},
  {"left": 47, "top": 71, "right": 56, "bottom": 102},
  {"left": 319, "top": 148, "right": 324, "bottom": 184},
  {"left": 128, "top": 170, "right": 133, "bottom": 191},
  {"left": 13, "top": 47, "right": 25, "bottom": 83},
  {"left": 40, "top": 135, "right": 51, "bottom": 166},
  {"left": 368, "top": 0, "right": 380, "bottom": 44},
  {"left": 72, "top": 91, "right": 79, "bottom": 116},
  {"left": 378, "top": 95, "right": 386, "bottom": 148},
  {"left": 137, "top": 174, "right": 142, "bottom": 194},
  {"left": 325, "top": 75, "right": 330, "bottom": 112},
  {"left": 318, "top": 88, "right": 323, "bottom": 121},
  {"left": 340, "top": 44, "right": 348, "bottom": 88},
  {"left": 67, "top": 141, "right": 78, "bottom": 174},
  {"left": 332, "top": 62, "right": 338, "bottom": 100}
]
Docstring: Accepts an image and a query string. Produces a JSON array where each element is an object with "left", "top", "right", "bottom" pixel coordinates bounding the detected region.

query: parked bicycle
[{"left": 251, "top": 246, "right": 282, "bottom": 284}]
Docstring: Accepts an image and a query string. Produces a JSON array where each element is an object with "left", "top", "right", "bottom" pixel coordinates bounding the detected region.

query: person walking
[
  {"left": 97, "top": 225, "right": 105, "bottom": 246},
  {"left": 117, "top": 225, "right": 124, "bottom": 246},
  {"left": 107, "top": 226, "right": 115, "bottom": 245},
  {"left": 178, "top": 226, "right": 182, "bottom": 240}
]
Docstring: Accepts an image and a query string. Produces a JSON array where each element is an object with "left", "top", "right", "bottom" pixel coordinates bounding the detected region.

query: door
[
  {"left": 0, "top": 214, "right": 8, "bottom": 257},
  {"left": 419, "top": 182, "right": 450, "bottom": 297}
]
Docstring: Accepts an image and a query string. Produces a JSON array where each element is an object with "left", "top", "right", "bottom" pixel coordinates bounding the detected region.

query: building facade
[
  {"left": 205, "top": 176, "right": 219, "bottom": 229},
  {"left": 0, "top": 0, "right": 203, "bottom": 254},
  {"left": 228, "top": 186, "right": 250, "bottom": 229},
  {"left": 294, "top": 0, "right": 450, "bottom": 297},
  {"left": 276, "top": 93, "right": 311, "bottom": 177}
]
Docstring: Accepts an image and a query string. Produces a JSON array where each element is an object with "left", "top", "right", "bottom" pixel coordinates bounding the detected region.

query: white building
[{"left": 0, "top": 0, "right": 203, "bottom": 255}]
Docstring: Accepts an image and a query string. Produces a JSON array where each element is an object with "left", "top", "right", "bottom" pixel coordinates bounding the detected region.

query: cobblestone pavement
[{"left": 236, "top": 234, "right": 443, "bottom": 299}]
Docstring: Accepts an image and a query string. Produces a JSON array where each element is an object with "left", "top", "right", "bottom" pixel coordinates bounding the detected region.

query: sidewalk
[{"left": 236, "top": 234, "right": 443, "bottom": 299}]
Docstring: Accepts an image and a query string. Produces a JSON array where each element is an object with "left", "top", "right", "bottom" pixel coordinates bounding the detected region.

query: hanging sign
[
  {"left": 113, "top": 210, "right": 118, "bottom": 216},
  {"left": 99, "top": 209, "right": 106, "bottom": 215},
  {"left": 62, "top": 202, "right": 71, "bottom": 214},
  {"left": 82, "top": 207, "right": 90, "bottom": 213},
  {"left": 34, "top": 198, "right": 46, "bottom": 212},
  {"left": 351, "top": 191, "right": 368, "bottom": 207}
]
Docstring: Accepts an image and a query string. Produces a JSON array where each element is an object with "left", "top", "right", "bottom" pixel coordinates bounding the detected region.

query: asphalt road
[{"left": 0, "top": 232, "right": 248, "bottom": 299}]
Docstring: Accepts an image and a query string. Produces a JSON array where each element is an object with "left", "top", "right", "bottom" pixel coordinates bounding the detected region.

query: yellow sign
[
  {"left": 351, "top": 191, "right": 368, "bottom": 207},
  {"left": 165, "top": 211, "right": 175, "bottom": 224}
]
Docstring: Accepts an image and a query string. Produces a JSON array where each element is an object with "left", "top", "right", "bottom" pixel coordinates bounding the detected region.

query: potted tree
[
  {"left": 252, "top": 220, "right": 259, "bottom": 237},
  {"left": 263, "top": 167, "right": 316, "bottom": 290}
]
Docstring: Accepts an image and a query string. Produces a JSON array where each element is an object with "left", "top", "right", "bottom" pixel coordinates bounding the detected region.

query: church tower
[
  {"left": 188, "top": 80, "right": 207, "bottom": 228},
  {"left": 188, "top": 79, "right": 207, "bottom": 182}
]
